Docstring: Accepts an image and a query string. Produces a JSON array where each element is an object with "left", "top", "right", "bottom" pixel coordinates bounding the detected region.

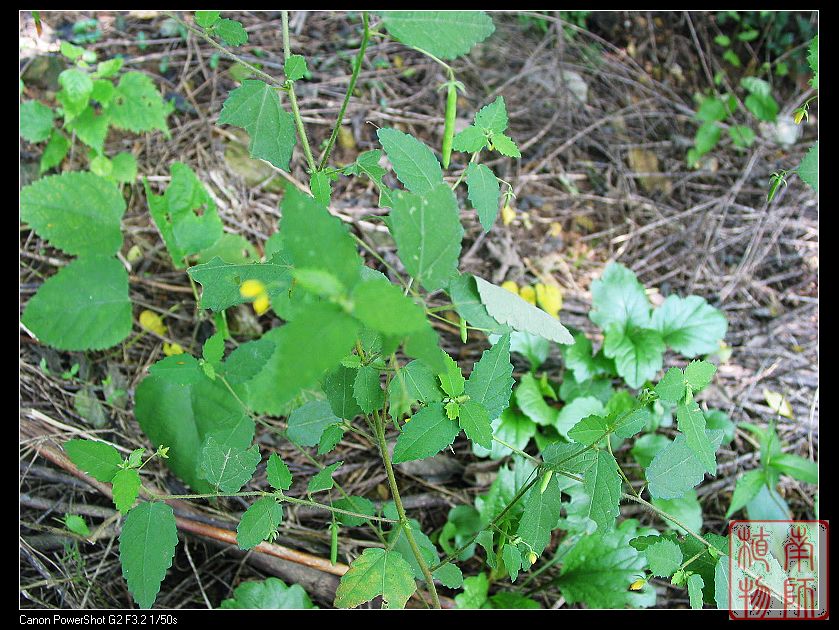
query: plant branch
[
  {"left": 373, "top": 410, "right": 442, "bottom": 608},
  {"left": 281, "top": 11, "right": 317, "bottom": 173},
  {"left": 318, "top": 11, "right": 370, "bottom": 170}
]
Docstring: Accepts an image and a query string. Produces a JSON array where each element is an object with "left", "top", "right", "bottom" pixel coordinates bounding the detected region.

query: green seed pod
[
  {"left": 329, "top": 521, "right": 339, "bottom": 566},
  {"left": 459, "top": 316, "right": 468, "bottom": 343},
  {"left": 442, "top": 82, "right": 457, "bottom": 169},
  {"left": 539, "top": 469, "right": 554, "bottom": 494}
]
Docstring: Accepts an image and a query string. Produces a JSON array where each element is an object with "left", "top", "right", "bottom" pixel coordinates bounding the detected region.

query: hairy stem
[
  {"left": 373, "top": 411, "right": 441, "bottom": 608},
  {"left": 318, "top": 12, "right": 370, "bottom": 170},
  {"left": 281, "top": 11, "right": 317, "bottom": 173}
]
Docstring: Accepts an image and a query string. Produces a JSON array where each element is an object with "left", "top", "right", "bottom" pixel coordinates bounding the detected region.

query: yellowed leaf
[
  {"left": 763, "top": 389, "right": 793, "bottom": 419},
  {"left": 139, "top": 310, "right": 167, "bottom": 336},
  {"left": 534, "top": 283, "right": 562, "bottom": 318}
]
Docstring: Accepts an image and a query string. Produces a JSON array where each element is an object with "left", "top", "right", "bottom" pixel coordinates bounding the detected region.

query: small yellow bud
[
  {"left": 629, "top": 579, "right": 646, "bottom": 591},
  {"left": 519, "top": 285, "right": 536, "bottom": 305},
  {"left": 163, "top": 342, "right": 184, "bottom": 356},
  {"left": 253, "top": 294, "right": 271, "bottom": 316},
  {"left": 139, "top": 310, "right": 167, "bottom": 336},
  {"left": 239, "top": 279, "right": 267, "bottom": 299},
  {"left": 528, "top": 551, "right": 538, "bottom": 565},
  {"left": 501, "top": 280, "right": 519, "bottom": 296},
  {"left": 793, "top": 109, "right": 805, "bottom": 125},
  {"left": 535, "top": 283, "right": 563, "bottom": 319},
  {"left": 501, "top": 204, "right": 516, "bottom": 226},
  {"left": 393, "top": 54, "right": 404, "bottom": 69}
]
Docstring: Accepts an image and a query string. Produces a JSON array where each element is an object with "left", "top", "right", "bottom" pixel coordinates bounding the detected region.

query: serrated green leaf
[
  {"left": 646, "top": 538, "right": 683, "bottom": 577},
  {"left": 557, "top": 521, "right": 653, "bottom": 609},
  {"left": 474, "top": 96, "right": 508, "bottom": 134},
  {"left": 491, "top": 133, "right": 520, "bottom": 158},
  {"left": 353, "top": 365, "right": 384, "bottom": 414},
  {"left": 465, "top": 333, "right": 514, "bottom": 421},
  {"left": 287, "top": 400, "right": 340, "bottom": 447},
  {"left": 378, "top": 11, "right": 494, "bottom": 60},
  {"left": 541, "top": 442, "right": 596, "bottom": 474},
  {"left": 604, "top": 325, "right": 664, "bottom": 389},
  {"left": 237, "top": 497, "right": 282, "bottom": 550},
  {"left": 119, "top": 502, "right": 178, "bottom": 608},
  {"left": 655, "top": 367, "right": 686, "bottom": 403},
  {"left": 188, "top": 257, "right": 291, "bottom": 310},
  {"left": 377, "top": 127, "right": 443, "bottom": 194},
  {"left": 322, "top": 365, "right": 363, "bottom": 420},
  {"left": 244, "top": 304, "right": 359, "bottom": 413},
  {"left": 516, "top": 475, "right": 562, "bottom": 557},
  {"left": 21, "top": 171, "right": 125, "bottom": 257},
  {"left": 447, "top": 273, "right": 511, "bottom": 335},
  {"left": 66, "top": 106, "right": 108, "bottom": 153},
  {"left": 646, "top": 430, "right": 724, "bottom": 499},
  {"left": 351, "top": 277, "right": 426, "bottom": 336},
  {"left": 557, "top": 396, "right": 605, "bottom": 439},
  {"left": 684, "top": 360, "right": 716, "bottom": 392},
  {"left": 677, "top": 399, "right": 717, "bottom": 474},
  {"left": 134, "top": 354, "right": 254, "bottom": 492},
  {"left": 583, "top": 449, "right": 622, "bottom": 532},
  {"left": 109, "top": 152, "right": 137, "bottom": 183},
  {"left": 651, "top": 295, "right": 727, "bottom": 357},
  {"left": 222, "top": 337, "right": 276, "bottom": 384},
  {"left": 308, "top": 461, "right": 343, "bottom": 494},
  {"left": 308, "top": 170, "right": 332, "bottom": 206},
  {"left": 345, "top": 149, "right": 393, "bottom": 207},
  {"left": 106, "top": 72, "right": 170, "bottom": 137},
  {"left": 567, "top": 414, "right": 610, "bottom": 446},
  {"left": 438, "top": 353, "right": 465, "bottom": 397},
  {"left": 458, "top": 400, "right": 493, "bottom": 449},
  {"left": 333, "top": 496, "right": 376, "bottom": 527},
  {"left": 266, "top": 453, "right": 293, "bottom": 491},
  {"left": 687, "top": 573, "right": 705, "bottom": 609},
  {"left": 613, "top": 408, "right": 649, "bottom": 439},
  {"left": 199, "top": 437, "right": 260, "bottom": 493},
  {"left": 318, "top": 423, "right": 345, "bottom": 455},
  {"left": 145, "top": 163, "right": 224, "bottom": 266},
  {"left": 389, "top": 184, "right": 462, "bottom": 291},
  {"left": 59, "top": 68, "right": 93, "bottom": 102},
  {"left": 562, "top": 332, "right": 605, "bottom": 382},
  {"left": 515, "top": 373, "right": 558, "bottom": 426},
  {"left": 20, "top": 100, "right": 54, "bottom": 142},
  {"left": 393, "top": 402, "right": 460, "bottom": 463},
  {"left": 281, "top": 185, "right": 362, "bottom": 290},
  {"left": 40, "top": 129, "right": 70, "bottom": 173},
  {"left": 387, "top": 360, "right": 442, "bottom": 418},
  {"left": 194, "top": 10, "right": 220, "bottom": 28},
  {"left": 111, "top": 468, "right": 141, "bottom": 514},
  {"left": 807, "top": 35, "right": 818, "bottom": 88},
  {"left": 403, "top": 324, "right": 447, "bottom": 373},
  {"left": 218, "top": 80, "right": 296, "bottom": 170},
  {"left": 334, "top": 548, "right": 417, "bottom": 609},
  {"left": 474, "top": 276, "right": 573, "bottom": 344},
  {"left": 22, "top": 256, "right": 131, "bottom": 351},
  {"left": 219, "top": 577, "right": 317, "bottom": 609},
  {"left": 284, "top": 54, "right": 307, "bottom": 81},
  {"left": 64, "top": 439, "right": 122, "bottom": 482},
  {"left": 465, "top": 163, "right": 500, "bottom": 231},
  {"left": 799, "top": 141, "right": 818, "bottom": 192},
  {"left": 215, "top": 18, "right": 248, "bottom": 46},
  {"left": 451, "top": 126, "right": 487, "bottom": 153}
]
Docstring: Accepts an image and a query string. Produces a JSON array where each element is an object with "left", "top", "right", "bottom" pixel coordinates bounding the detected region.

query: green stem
[
  {"left": 430, "top": 471, "right": 539, "bottom": 573},
  {"left": 281, "top": 11, "right": 317, "bottom": 173},
  {"left": 318, "top": 12, "right": 370, "bottom": 170},
  {"left": 492, "top": 436, "right": 541, "bottom": 465},
  {"left": 164, "top": 12, "right": 283, "bottom": 88},
  {"left": 373, "top": 411, "right": 441, "bottom": 608}
]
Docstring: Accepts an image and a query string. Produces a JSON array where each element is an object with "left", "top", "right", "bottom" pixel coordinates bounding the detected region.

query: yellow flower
[
  {"left": 527, "top": 551, "right": 538, "bottom": 565},
  {"left": 501, "top": 280, "right": 519, "bottom": 296},
  {"left": 240, "top": 279, "right": 271, "bottom": 316},
  {"left": 139, "top": 310, "right": 167, "bottom": 336},
  {"left": 519, "top": 285, "right": 536, "bottom": 305},
  {"left": 763, "top": 388, "right": 793, "bottom": 419},
  {"left": 629, "top": 579, "right": 646, "bottom": 591},
  {"left": 163, "top": 342, "right": 184, "bottom": 356},
  {"left": 253, "top": 294, "right": 271, "bottom": 316},
  {"left": 501, "top": 204, "right": 516, "bottom": 226},
  {"left": 535, "top": 283, "right": 563, "bottom": 318},
  {"left": 239, "top": 279, "right": 267, "bottom": 299}
]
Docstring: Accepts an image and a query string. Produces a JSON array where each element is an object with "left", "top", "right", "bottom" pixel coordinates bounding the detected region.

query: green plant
[{"left": 21, "top": 11, "right": 816, "bottom": 611}]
